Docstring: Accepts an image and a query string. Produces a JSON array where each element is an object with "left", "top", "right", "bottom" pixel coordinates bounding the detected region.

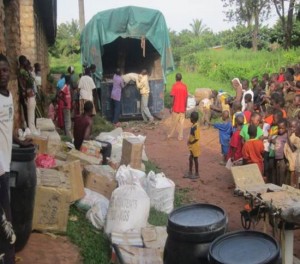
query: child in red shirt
[
  {"left": 243, "top": 93, "right": 253, "bottom": 123},
  {"left": 242, "top": 124, "right": 264, "bottom": 174},
  {"left": 227, "top": 115, "right": 244, "bottom": 164}
]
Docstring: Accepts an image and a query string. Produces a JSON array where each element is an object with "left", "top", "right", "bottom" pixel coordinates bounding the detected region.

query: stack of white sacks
[{"left": 77, "top": 164, "right": 175, "bottom": 231}]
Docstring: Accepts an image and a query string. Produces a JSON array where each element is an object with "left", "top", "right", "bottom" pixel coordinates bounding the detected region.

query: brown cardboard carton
[
  {"left": 115, "top": 245, "right": 162, "bottom": 264},
  {"left": 32, "top": 186, "right": 70, "bottom": 233},
  {"left": 56, "top": 160, "right": 85, "bottom": 202},
  {"left": 31, "top": 135, "right": 48, "bottom": 154},
  {"left": 80, "top": 140, "right": 102, "bottom": 159},
  {"left": 83, "top": 165, "right": 117, "bottom": 199},
  {"left": 142, "top": 226, "right": 168, "bottom": 257},
  {"left": 67, "top": 148, "right": 101, "bottom": 167},
  {"left": 121, "top": 137, "right": 144, "bottom": 169},
  {"left": 40, "top": 130, "right": 61, "bottom": 156}
]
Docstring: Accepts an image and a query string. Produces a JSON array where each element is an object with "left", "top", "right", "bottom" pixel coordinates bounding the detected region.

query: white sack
[
  {"left": 146, "top": 171, "right": 175, "bottom": 214},
  {"left": 86, "top": 198, "right": 109, "bottom": 229},
  {"left": 105, "top": 184, "right": 150, "bottom": 234},
  {"left": 116, "top": 165, "right": 146, "bottom": 187},
  {"left": 76, "top": 188, "right": 109, "bottom": 211}
]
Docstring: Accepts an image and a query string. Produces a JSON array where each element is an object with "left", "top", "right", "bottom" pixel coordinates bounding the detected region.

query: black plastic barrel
[
  {"left": 10, "top": 144, "right": 37, "bottom": 252},
  {"left": 208, "top": 230, "right": 280, "bottom": 264},
  {"left": 164, "top": 203, "right": 228, "bottom": 264}
]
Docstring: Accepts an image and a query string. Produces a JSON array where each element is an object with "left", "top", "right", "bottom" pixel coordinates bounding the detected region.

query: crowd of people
[
  {"left": 18, "top": 55, "right": 42, "bottom": 135},
  {"left": 50, "top": 66, "right": 155, "bottom": 139},
  {"left": 211, "top": 66, "right": 300, "bottom": 188}
]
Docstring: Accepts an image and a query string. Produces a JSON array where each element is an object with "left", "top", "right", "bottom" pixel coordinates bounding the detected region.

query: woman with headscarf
[{"left": 232, "top": 78, "right": 243, "bottom": 104}]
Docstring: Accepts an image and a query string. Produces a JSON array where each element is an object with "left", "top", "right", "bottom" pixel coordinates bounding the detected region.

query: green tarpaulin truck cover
[{"left": 80, "top": 6, "right": 175, "bottom": 82}]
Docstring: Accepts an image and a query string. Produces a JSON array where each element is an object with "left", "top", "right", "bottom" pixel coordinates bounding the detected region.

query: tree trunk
[
  {"left": 78, "top": 0, "right": 85, "bottom": 31},
  {"left": 252, "top": 6, "right": 259, "bottom": 51},
  {"left": 285, "top": 0, "right": 296, "bottom": 49}
]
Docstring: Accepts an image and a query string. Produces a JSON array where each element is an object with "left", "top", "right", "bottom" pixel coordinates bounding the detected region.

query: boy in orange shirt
[{"left": 242, "top": 124, "right": 264, "bottom": 174}]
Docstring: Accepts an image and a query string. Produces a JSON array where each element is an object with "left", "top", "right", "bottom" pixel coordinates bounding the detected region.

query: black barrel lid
[
  {"left": 168, "top": 204, "right": 227, "bottom": 232},
  {"left": 209, "top": 230, "right": 280, "bottom": 264}
]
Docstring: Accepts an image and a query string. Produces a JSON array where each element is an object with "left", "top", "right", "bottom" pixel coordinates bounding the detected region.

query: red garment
[
  {"left": 264, "top": 109, "right": 287, "bottom": 125},
  {"left": 242, "top": 139, "right": 264, "bottom": 174},
  {"left": 170, "top": 81, "right": 188, "bottom": 113},
  {"left": 57, "top": 98, "right": 64, "bottom": 129},
  {"left": 244, "top": 110, "right": 251, "bottom": 123},
  {"left": 61, "top": 85, "right": 72, "bottom": 109},
  {"left": 73, "top": 114, "right": 93, "bottom": 150},
  {"left": 277, "top": 74, "right": 285, "bottom": 83},
  {"left": 227, "top": 130, "right": 243, "bottom": 161}
]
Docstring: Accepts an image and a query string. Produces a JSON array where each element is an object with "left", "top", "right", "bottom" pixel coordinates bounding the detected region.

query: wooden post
[
  {"left": 78, "top": 0, "right": 85, "bottom": 31},
  {"left": 281, "top": 229, "right": 294, "bottom": 264}
]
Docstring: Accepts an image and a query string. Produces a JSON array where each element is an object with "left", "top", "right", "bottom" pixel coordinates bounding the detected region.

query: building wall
[
  {"left": 0, "top": 0, "right": 22, "bottom": 129},
  {"left": 0, "top": 0, "right": 52, "bottom": 128},
  {"left": 20, "top": 0, "right": 50, "bottom": 93},
  {"left": 34, "top": 8, "right": 50, "bottom": 91}
]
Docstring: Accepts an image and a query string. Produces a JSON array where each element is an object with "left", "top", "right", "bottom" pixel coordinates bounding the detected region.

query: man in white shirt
[
  {"left": 241, "top": 79, "right": 254, "bottom": 111},
  {"left": 78, "top": 68, "right": 96, "bottom": 115},
  {"left": 0, "top": 54, "right": 16, "bottom": 264}
]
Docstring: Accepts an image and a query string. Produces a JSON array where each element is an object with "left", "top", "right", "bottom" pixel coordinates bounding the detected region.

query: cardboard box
[
  {"left": 142, "top": 226, "right": 168, "bottom": 257},
  {"left": 67, "top": 148, "right": 102, "bottom": 166},
  {"left": 40, "top": 130, "right": 61, "bottom": 156},
  {"left": 56, "top": 160, "right": 85, "bottom": 202},
  {"left": 33, "top": 163, "right": 84, "bottom": 233},
  {"left": 231, "top": 164, "right": 264, "bottom": 192},
  {"left": 111, "top": 231, "right": 144, "bottom": 247},
  {"left": 31, "top": 135, "right": 48, "bottom": 154},
  {"left": 115, "top": 245, "right": 162, "bottom": 264},
  {"left": 36, "top": 118, "right": 56, "bottom": 131},
  {"left": 32, "top": 186, "right": 70, "bottom": 233},
  {"left": 83, "top": 165, "right": 117, "bottom": 199},
  {"left": 121, "top": 137, "right": 144, "bottom": 169},
  {"left": 80, "top": 140, "right": 102, "bottom": 159}
]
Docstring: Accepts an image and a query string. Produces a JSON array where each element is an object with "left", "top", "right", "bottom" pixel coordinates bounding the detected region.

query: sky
[{"left": 57, "top": 0, "right": 278, "bottom": 33}]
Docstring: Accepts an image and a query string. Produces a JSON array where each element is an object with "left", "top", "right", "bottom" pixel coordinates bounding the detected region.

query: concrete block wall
[{"left": 0, "top": 0, "right": 53, "bottom": 128}]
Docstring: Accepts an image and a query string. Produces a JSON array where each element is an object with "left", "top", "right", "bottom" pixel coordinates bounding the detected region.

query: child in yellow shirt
[{"left": 184, "top": 111, "right": 200, "bottom": 179}]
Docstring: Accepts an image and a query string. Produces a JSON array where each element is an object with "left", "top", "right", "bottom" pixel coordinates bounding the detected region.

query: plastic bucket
[
  {"left": 164, "top": 203, "right": 228, "bottom": 264},
  {"left": 10, "top": 145, "right": 37, "bottom": 252},
  {"left": 208, "top": 230, "right": 280, "bottom": 264}
]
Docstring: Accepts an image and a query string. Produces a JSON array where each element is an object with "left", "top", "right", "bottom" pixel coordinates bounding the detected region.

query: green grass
[
  {"left": 49, "top": 48, "right": 300, "bottom": 102},
  {"left": 50, "top": 54, "right": 82, "bottom": 74},
  {"left": 166, "top": 70, "right": 232, "bottom": 95},
  {"left": 67, "top": 205, "right": 111, "bottom": 264},
  {"left": 66, "top": 160, "right": 191, "bottom": 263},
  {"left": 143, "top": 160, "right": 161, "bottom": 174},
  {"left": 92, "top": 115, "right": 114, "bottom": 137}
]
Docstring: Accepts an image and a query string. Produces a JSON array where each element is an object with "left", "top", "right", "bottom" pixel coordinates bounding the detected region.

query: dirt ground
[
  {"left": 17, "top": 110, "right": 300, "bottom": 262},
  {"left": 137, "top": 110, "right": 300, "bottom": 259}
]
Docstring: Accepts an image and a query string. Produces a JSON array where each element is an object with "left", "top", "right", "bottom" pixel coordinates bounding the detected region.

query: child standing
[
  {"left": 184, "top": 111, "right": 200, "bottom": 179},
  {"left": 243, "top": 93, "right": 253, "bottom": 123},
  {"left": 284, "top": 119, "right": 300, "bottom": 187},
  {"left": 47, "top": 98, "right": 57, "bottom": 123},
  {"left": 274, "top": 119, "right": 288, "bottom": 186},
  {"left": 231, "top": 102, "right": 246, "bottom": 127},
  {"left": 240, "top": 112, "right": 263, "bottom": 142},
  {"left": 227, "top": 115, "right": 244, "bottom": 164},
  {"left": 293, "top": 123, "right": 300, "bottom": 188},
  {"left": 213, "top": 110, "right": 232, "bottom": 165},
  {"left": 242, "top": 124, "right": 264, "bottom": 174}
]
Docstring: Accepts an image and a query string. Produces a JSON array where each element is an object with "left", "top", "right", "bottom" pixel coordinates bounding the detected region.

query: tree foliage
[
  {"left": 221, "top": 0, "right": 271, "bottom": 50},
  {"left": 271, "top": 0, "right": 297, "bottom": 49},
  {"left": 189, "top": 19, "right": 209, "bottom": 37},
  {"left": 49, "top": 19, "right": 81, "bottom": 57}
]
